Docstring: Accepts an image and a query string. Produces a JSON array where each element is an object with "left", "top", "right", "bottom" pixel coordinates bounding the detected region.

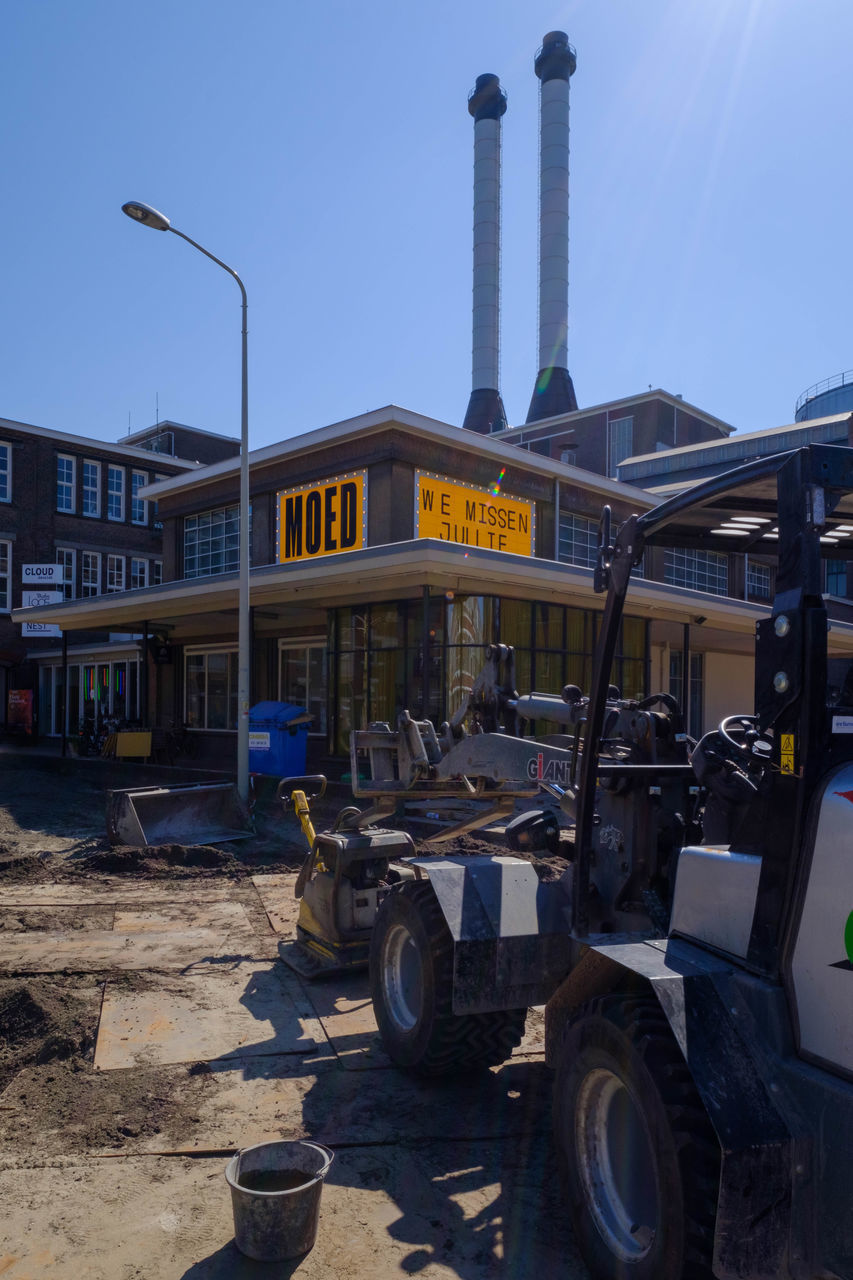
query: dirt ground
[{"left": 0, "top": 756, "right": 584, "bottom": 1280}]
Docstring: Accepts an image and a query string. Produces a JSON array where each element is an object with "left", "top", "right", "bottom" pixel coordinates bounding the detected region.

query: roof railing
[{"left": 795, "top": 369, "right": 853, "bottom": 417}]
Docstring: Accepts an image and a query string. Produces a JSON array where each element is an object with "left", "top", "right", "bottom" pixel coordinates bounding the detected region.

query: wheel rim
[
  {"left": 575, "top": 1067, "right": 659, "bottom": 1262},
  {"left": 382, "top": 921, "right": 424, "bottom": 1033}
]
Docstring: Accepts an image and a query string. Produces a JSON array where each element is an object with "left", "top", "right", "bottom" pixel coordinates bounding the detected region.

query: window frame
[
  {"left": 57, "top": 454, "right": 76, "bottom": 513},
  {"left": 81, "top": 550, "right": 101, "bottom": 597},
  {"left": 607, "top": 415, "right": 634, "bottom": 478},
  {"left": 0, "top": 539, "right": 10, "bottom": 611},
  {"left": 0, "top": 441, "right": 11, "bottom": 503},
  {"left": 107, "top": 465, "right": 125, "bottom": 522},
  {"left": 184, "top": 644, "right": 239, "bottom": 731},
  {"left": 82, "top": 459, "right": 101, "bottom": 518},
  {"left": 130, "top": 557, "right": 148, "bottom": 591},
  {"left": 106, "top": 554, "right": 125, "bottom": 593},
  {"left": 131, "top": 470, "right": 148, "bottom": 525},
  {"left": 56, "top": 548, "right": 76, "bottom": 600}
]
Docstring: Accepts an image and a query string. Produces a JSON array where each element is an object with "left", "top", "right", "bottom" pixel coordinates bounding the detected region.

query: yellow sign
[
  {"left": 780, "top": 733, "right": 795, "bottom": 775},
  {"left": 277, "top": 471, "right": 366, "bottom": 563},
  {"left": 415, "top": 472, "right": 534, "bottom": 556}
]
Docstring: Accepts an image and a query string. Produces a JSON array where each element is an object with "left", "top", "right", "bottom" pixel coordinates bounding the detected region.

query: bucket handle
[{"left": 299, "top": 1140, "right": 335, "bottom": 1178}]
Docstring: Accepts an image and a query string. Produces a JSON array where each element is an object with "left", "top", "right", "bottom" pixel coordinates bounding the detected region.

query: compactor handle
[{"left": 276, "top": 774, "right": 327, "bottom": 807}]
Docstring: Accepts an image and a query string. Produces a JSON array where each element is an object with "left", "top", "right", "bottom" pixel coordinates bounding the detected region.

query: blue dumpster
[{"left": 248, "top": 702, "right": 313, "bottom": 777}]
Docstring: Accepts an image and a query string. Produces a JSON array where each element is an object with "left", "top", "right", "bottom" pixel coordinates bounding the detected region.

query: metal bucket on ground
[{"left": 225, "top": 1139, "right": 334, "bottom": 1261}]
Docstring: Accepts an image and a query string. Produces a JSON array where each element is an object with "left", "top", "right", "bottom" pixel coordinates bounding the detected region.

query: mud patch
[
  {"left": 0, "top": 977, "right": 100, "bottom": 1093},
  {"left": 76, "top": 844, "right": 236, "bottom": 877},
  {"left": 0, "top": 907, "right": 115, "bottom": 932}
]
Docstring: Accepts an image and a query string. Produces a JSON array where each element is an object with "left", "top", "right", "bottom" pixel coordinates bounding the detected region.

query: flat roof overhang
[{"left": 13, "top": 537, "right": 853, "bottom": 651}]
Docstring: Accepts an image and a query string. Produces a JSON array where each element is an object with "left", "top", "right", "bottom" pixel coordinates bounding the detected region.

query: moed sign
[
  {"left": 277, "top": 471, "right": 367, "bottom": 563},
  {"left": 414, "top": 472, "right": 535, "bottom": 555}
]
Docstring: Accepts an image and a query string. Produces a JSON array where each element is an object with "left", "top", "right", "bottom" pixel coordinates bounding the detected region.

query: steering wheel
[{"left": 718, "top": 715, "right": 773, "bottom": 765}]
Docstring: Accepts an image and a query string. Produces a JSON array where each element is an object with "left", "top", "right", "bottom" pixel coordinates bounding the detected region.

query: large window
[
  {"left": 0, "top": 541, "right": 10, "bottom": 611},
  {"left": 39, "top": 657, "right": 139, "bottom": 735},
  {"left": 558, "top": 513, "right": 597, "bottom": 568},
  {"left": 0, "top": 442, "right": 10, "bottom": 502},
  {"left": 279, "top": 641, "right": 328, "bottom": 734},
  {"left": 826, "top": 559, "right": 847, "bottom": 598},
  {"left": 746, "top": 558, "right": 771, "bottom": 600},
  {"left": 81, "top": 551, "right": 101, "bottom": 597},
  {"left": 670, "top": 650, "right": 705, "bottom": 738},
  {"left": 185, "top": 647, "right": 238, "bottom": 729},
  {"left": 57, "top": 455, "right": 75, "bottom": 512},
  {"left": 608, "top": 415, "right": 634, "bottom": 477},
  {"left": 107, "top": 466, "right": 125, "bottom": 521},
  {"left": 130, "top": 558, "right": 148, "bottom": 590},
  {"left": 131, "top": 470, "right": 148, "bottom": 524},
  {"left": 184, "top": 505, "right": 244, "bottom": 578},
  {"left": 56, "top": 548, "right": 76, "bottom": 600},
  {"left": 664, "top": 547, "right": 729, "bottom": 596},
  {"left": 83, "top": 460, "right": 101, "bottom": 517},
  {"left": 106, "top": 554, "right": 125, "bottom": 592},
  {"left": 334, "top": 596, "right": 648, "bottom": 754}
]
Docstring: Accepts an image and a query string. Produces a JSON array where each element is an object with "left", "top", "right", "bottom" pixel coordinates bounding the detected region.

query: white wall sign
[
  {"left": 22, "top": 622, "right": 62, "bottom": 638},
  {"left": 22, "top": 589, "right": 62, "bottom": 609},
  {"left": 22, "top": 563, "right": 64, "bottom": 585}
]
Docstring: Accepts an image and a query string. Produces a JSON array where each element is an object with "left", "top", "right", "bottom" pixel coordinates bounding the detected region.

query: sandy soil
[{"left": 0, "top": 760, "right": 570, "bottom": 1165}]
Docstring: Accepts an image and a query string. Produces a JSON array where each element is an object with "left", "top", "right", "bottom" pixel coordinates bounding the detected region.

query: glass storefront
[
  {"left": 38, "top": 655, "right": 141, "bottom": 734},
  {"left": 329, "top": 595, "right": 650, "bottom": 753}
]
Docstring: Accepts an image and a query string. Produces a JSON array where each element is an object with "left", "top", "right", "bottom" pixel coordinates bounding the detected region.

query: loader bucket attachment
[{"left": 106, "top": 782, "right": 253, "bottom": 848}]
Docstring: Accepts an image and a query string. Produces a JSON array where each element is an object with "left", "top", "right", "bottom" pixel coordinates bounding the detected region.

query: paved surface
[{"left": 0, "top": 873, "right": 590, "bottom": 1280}]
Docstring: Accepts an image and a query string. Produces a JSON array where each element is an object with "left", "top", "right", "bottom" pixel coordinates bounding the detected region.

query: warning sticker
[
  {"left": 833, "top": 716, "right": 853, "bottom": 734},
  {"left": 780, "top": 733, "right": 795, "bottom": 775}
]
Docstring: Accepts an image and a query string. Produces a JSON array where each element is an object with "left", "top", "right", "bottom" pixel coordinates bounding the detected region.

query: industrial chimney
[
  {"left": 526, "top": 32, "right": 578, "bottom": 423},
  {"left": 462, "top": 73, "right": 508, "bottom": 435}
]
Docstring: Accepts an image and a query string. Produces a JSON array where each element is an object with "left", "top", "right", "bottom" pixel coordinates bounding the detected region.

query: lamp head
[{"left": 121, "top": 201, "right": 171, "bottom": 231}]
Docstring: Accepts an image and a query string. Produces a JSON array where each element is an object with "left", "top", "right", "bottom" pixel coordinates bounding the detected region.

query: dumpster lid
[{"left": 249, "top": 701, "right": 314, "bottom": 727}]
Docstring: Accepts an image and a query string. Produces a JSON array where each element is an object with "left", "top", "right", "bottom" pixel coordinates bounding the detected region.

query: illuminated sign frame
[
  {"left": 276, "top": 470, "right": 368, "bottom": 563},
  {"left": 414, "top": 470, "right": 535, "bottom": 556}
]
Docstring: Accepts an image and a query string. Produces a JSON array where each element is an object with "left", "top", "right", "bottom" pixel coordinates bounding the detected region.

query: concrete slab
[
  {"left": 251, "top": 872, "right": 300, "bottom": 936},
  {"left": 0, "top": 926, "right": 261, "bottom": 973},
  {"left": 113, "top": 902, "right": 250, "bottom": 933},
  {"left": 95, "top": 962, "right": 321, "bottom": 1069},
  {"left": 0, "top": 881, "right": 238, "bottom": 906},
  {"left": 0, "top": 1140, "right": 591, "bottom": 1279}
]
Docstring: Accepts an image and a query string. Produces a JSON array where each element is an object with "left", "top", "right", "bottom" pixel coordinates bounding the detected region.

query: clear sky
[{"left": 2, "top": 0, "right": 852, "bottom": 451}]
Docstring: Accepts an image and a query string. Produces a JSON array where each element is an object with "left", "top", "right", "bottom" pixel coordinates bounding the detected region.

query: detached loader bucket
[{"left": 106, "top": 782, "right": 253, "bottom": 848}]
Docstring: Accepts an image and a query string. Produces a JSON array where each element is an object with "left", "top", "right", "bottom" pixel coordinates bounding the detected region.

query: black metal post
[
  {"left": 422, "top": 586, "right": 430, "bottom": 720},
  {"left": 141, "top": 621, "right": 149, "bottom": 727},
  {"left": 60, "top": 629, "right": 68, "bottom": 758},
  {"left": 681, "top": 622, "right": 690, "bottom": 732}
]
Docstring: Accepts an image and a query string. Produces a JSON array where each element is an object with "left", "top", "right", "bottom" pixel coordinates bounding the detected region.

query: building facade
[
  {"left": 0, "top": 417, "right": 238, "bottom": 736},
  {"left": 18, "top": 403, "right": 824, "bottom": 774}
]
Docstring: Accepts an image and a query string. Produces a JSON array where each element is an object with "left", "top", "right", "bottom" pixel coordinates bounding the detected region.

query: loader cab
[{"left": 583, "top": 445, "right": 853, "bottom": 992}]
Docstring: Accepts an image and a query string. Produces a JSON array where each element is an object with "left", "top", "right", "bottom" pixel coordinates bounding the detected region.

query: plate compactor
[{"left": 275, "top": 775, "right": 416, "bottom": 978}]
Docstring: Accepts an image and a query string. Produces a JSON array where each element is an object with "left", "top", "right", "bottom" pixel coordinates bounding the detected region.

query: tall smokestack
[
  {"left": 462, "top": 73, "right": 508, "bottom": 435},
  {"left": 526, "top": 31, "right": 578, "bottom": 424}
]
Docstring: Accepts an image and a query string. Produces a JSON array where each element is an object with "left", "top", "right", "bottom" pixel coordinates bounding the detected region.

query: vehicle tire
[
  {"left": 553, "top": 993, "right": 719, "bottom": 1280},
  {"left": 369, "top": 879, "right": 527, "bottom": 1075}
]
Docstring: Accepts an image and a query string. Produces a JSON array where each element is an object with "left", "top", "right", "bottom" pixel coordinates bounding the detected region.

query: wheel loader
[{"left": 359, "top": 444, "right": 853, "bottom": 1280}]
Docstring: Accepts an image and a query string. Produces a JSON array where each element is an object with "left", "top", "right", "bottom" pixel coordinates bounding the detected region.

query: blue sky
[{"left": 2, "top": 0, "right": 852, "bottom": 450}]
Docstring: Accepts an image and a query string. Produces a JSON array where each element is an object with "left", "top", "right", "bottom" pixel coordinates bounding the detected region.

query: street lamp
[{"left": 121, "top": 200, "right": 251, "bottom": 804}]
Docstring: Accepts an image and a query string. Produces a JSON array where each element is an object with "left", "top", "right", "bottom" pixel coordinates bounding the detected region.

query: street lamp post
[{"left": 121, "top": 200, "right": 251, "bottom": 804}]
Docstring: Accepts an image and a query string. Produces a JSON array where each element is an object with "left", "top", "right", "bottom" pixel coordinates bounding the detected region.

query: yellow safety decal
[{"left": 780, "top": 733, "right": 795, "bottom": 775}]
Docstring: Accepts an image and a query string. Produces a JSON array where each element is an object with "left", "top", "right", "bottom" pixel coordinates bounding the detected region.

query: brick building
[{"left": 0, "top": 416, "right": 238, "bottom": 734}]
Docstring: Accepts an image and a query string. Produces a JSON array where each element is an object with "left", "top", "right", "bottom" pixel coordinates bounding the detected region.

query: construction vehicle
[{"left": 358, "top": 444, "right": 853, "bottom": 1280}]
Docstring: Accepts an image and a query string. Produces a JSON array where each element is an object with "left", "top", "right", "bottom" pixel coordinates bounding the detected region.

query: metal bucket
[
  {"left": 225, "top": 1139, "right": 334, "bottom": 1261},
  {"left": 106, "top": 782, "right": 253, "bottom": 847}
]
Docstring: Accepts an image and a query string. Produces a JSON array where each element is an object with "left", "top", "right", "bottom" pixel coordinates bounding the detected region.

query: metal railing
[{"left": 795, "top": 370, "right": 853, "bottom": 417}]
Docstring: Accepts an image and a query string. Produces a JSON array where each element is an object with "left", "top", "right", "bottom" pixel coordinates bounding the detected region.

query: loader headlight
[
  {"left": 774, "top": 615, "right": 791, "bottom": 637},
  {"left": 773, "top": 671, "right": 790, "bottom": 693}
]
